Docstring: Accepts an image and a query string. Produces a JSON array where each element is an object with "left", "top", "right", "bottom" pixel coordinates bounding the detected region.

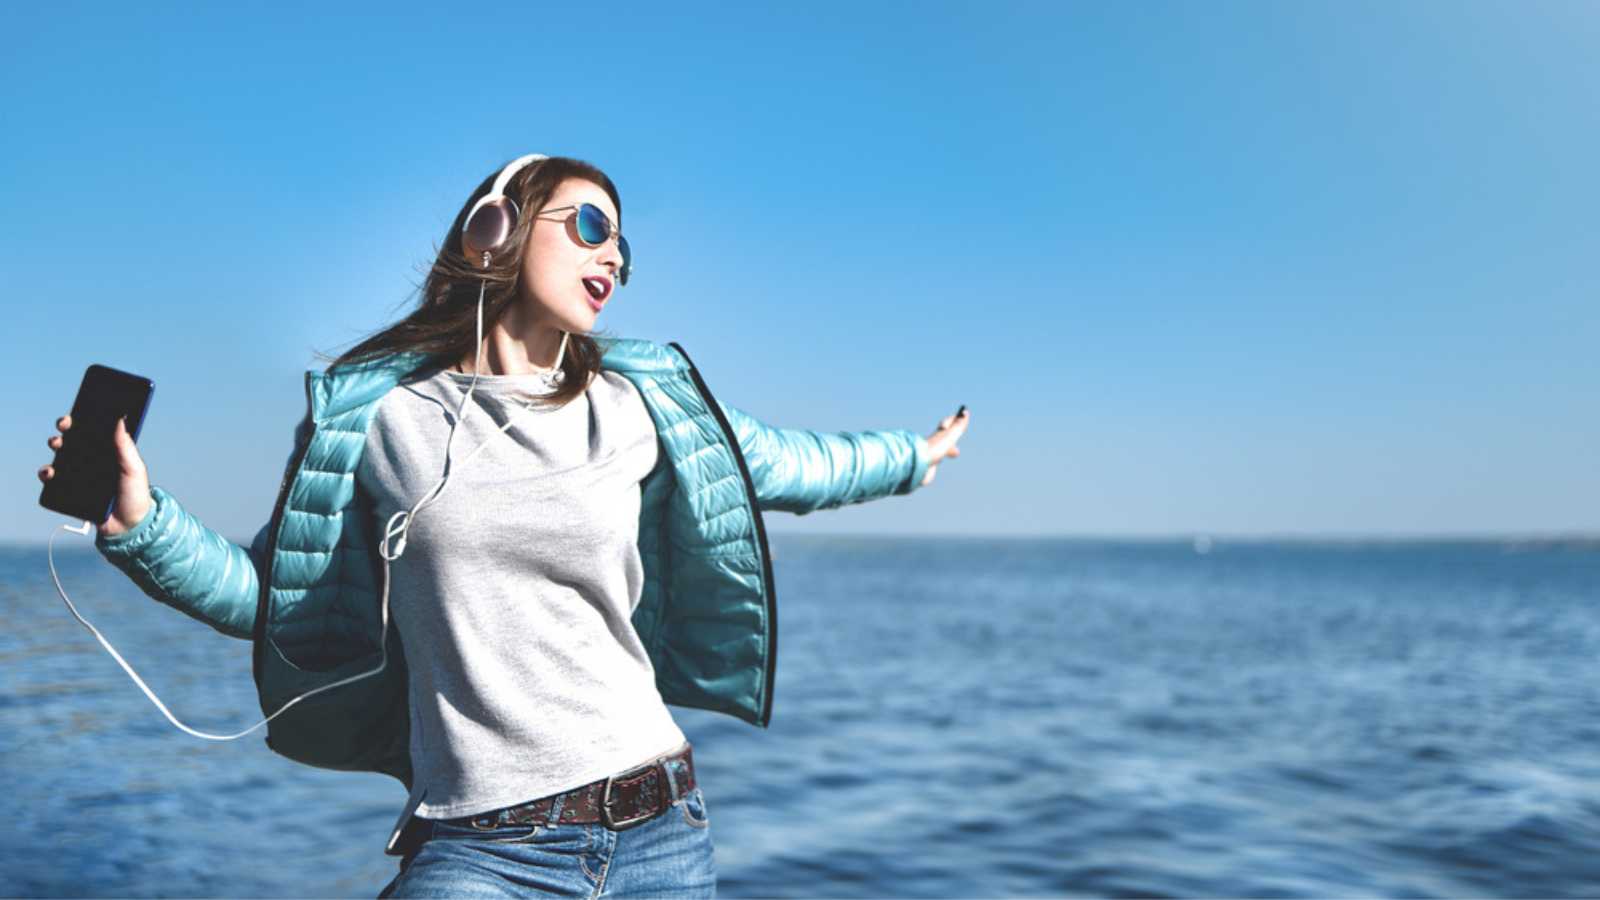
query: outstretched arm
[
  {"left": 93, "top": 486, "right": 264, "bottom": 640},
  {"left": 716, "top": 400, "right": 934, "bottom": 515},
  {"left": 89, "top": 415, "right": 311, "bottom": 641}
]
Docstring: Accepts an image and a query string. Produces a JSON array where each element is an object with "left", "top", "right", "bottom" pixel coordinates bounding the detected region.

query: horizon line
[{"left": 9, "top": 530, "right": 1600, "bottom": 550}]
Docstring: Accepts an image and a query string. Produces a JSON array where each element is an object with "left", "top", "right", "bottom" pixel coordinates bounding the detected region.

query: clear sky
[{"left": 6, "top": 1, "right": 1596, "bottom": 543}]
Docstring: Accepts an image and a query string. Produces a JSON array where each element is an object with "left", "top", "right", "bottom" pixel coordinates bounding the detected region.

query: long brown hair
[{"left": 313, "top": 155, "right": 623, "bottom": 408}]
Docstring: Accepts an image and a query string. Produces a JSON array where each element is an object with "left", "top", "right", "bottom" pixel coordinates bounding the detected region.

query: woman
[{"left": 36, "top": 154, "right": 970, "bottom": 897}]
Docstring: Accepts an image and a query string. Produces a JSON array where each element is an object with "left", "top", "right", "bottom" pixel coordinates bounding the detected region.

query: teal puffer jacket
[{"left": 93, "top": 335, "right": 930, "bottom": 854}]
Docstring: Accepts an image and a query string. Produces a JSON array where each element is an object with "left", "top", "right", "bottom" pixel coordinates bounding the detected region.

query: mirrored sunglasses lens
[{"left": 577, "top": 204, "right": 610, "bottom": 245}]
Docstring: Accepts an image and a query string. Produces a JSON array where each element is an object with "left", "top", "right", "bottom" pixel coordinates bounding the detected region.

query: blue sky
[{"left": 6, "top": 1, "right": 1596, "bottom": 542}]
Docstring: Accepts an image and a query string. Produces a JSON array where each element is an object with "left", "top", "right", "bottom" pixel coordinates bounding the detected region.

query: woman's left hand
[{"left": 920, "top": 407, "right": 970, "bottom": 488}]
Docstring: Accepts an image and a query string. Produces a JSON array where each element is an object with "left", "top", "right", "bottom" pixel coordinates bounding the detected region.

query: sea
[{"left": 2, "top": 534, "right": 1598, "bottom": 898}]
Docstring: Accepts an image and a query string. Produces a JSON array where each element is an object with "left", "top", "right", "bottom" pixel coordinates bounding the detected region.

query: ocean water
[{"left": 2, "top": 533, "right": 1598, "bottom": 898}]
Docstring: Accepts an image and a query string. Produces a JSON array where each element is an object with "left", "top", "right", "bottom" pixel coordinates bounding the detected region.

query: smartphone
[{"left": 39, "top": 364, "right": 155, "bottom": 525}]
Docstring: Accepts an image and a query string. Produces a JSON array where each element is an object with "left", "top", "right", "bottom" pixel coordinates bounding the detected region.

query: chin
[{"left": 538, "top": 307, "right": 587, "bottom": 335}]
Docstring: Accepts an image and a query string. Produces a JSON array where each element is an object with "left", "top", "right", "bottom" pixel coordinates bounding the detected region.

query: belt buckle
[{"left": 601, "top": 760, "right": 662, "bottom": 831}]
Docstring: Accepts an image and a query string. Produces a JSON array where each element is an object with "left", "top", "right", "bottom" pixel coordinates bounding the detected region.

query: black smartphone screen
[{"left": 39, "top": 364, "right": 155, "bottom": 525}]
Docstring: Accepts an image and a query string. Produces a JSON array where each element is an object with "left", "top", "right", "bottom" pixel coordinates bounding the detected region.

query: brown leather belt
[{"left": 440, "top": 741, "right": 697, "bottom": 833}]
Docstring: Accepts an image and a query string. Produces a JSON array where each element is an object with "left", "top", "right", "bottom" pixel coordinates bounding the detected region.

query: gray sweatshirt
[{"left": 356, "top": 364, "right": 687, "bottom": 820}]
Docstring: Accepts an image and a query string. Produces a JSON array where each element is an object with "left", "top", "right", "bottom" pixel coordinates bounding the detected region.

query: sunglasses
[{"left": 535, "top": 203, "right": 632, "bottom": 287}]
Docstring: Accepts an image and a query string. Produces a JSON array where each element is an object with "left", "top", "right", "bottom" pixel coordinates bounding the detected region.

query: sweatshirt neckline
[{"left": 440, "top": 367, "right": 564, "bottom": 393}]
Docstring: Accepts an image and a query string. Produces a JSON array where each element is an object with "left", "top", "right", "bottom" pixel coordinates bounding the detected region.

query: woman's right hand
[{"left": 38, "top": 414, "right": 153, "bottom": 537}]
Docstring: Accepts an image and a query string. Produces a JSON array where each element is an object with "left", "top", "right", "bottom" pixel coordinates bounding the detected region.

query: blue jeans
[{"left": 378, "top": 784, "right": 717, "bottom": 898}]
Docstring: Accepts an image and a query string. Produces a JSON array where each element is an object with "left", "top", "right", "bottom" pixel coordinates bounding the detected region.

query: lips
[{"left": 581, "top": 276, "right": 612, "bottom": 304}]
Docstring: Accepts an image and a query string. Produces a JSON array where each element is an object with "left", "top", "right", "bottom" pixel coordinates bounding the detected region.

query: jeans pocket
[
  {"left": 429, "top": 817, "right": 542, "bottom": 843},
  {"left": 679, "top": 786, "right": 710, "bottom": 828}
]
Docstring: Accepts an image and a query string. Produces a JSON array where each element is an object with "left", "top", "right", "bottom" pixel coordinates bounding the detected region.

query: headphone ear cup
[{"left": 462, "top": 196, "right": 519, "bottom": 264}]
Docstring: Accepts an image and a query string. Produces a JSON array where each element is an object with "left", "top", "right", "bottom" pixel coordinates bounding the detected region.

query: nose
[{"left": 596, "top": 235, "right": 625, "bottom": 279}]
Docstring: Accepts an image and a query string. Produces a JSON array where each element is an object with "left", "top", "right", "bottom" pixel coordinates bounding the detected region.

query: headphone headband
[{"left": 490, "top": 152, "right": 548, "bottom": 199}]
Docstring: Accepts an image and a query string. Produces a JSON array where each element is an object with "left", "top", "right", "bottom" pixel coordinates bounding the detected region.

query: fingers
[
  {"left": 112, "top": 416, "right": 135, "bottom": 466},
  {"left": 112, "top": 417, "right": 149, "bottom": 480},
  {"left": 40, "top": 414, "right": 72, "bottom": 482}
]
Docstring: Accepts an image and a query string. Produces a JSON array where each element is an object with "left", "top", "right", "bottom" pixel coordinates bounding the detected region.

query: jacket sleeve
[
  {"left": 88, "top": 413, "right": 312, "bottom": 641},
  {"left": 91, "top": 485, "right": 264, "bottom": 641},
  {"left": 716, "top": 400, "right": 933, "bottom": 516}
]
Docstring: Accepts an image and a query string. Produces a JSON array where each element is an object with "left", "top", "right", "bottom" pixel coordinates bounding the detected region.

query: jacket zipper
[
  {"left": 667, "top": 342, "right": 778, "bottom": 728},
  {"left": 252, "top": 371, "right": 316, "bottom": 691}
]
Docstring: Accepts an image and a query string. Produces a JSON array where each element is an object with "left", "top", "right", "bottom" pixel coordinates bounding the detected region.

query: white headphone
[{"left": 47, "top": 153, "right": 567, "bottom": 741}]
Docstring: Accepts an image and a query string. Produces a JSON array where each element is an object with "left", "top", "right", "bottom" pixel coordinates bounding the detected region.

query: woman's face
[{"left": 518, "top": 176, "right": 626, "bottom": 334}]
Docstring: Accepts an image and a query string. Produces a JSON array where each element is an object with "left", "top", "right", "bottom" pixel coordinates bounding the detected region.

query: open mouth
[{"left": 581, "top": 276, "right": 612, "bottom": 303}]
